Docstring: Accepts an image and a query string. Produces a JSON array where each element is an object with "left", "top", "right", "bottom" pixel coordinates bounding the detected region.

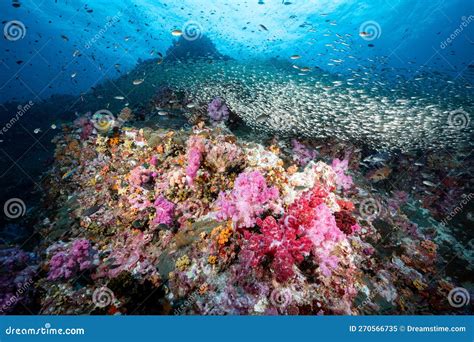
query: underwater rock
[{"left": 165, "top": 35, "right": 230, "bottom": 62}]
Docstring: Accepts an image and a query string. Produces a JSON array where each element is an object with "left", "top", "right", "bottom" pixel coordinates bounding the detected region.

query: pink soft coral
[
  {"left": 95, "top": 232, "right": 157, "bottom": 279},
  {"left": 331, "top": 158, "right": 353, "bottom": 190},
  {"left": 153, "top": 196, "right": 175, "bottom": 226},
  {"left": 185, "top": 136, "right": 206, "bottom": 186},
  {"left": 305, "top": 203, "right": 344, "bottom": 276},
  {"left": 129, "top": 166, "right": 154, "bottom": 187},
  {"left": 74, "top": 114, "right": 94, "bottom": 140},
  {"left": 215, "top": 171, "right": 280, "bottom": 228}
]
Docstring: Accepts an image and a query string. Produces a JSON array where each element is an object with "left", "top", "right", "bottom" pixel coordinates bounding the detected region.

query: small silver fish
[
  {"left": 256, "top": 114, "right": 270, "bottom": 123},
  {"left": 423, "top": 180, "right": 437, "bottom": 187}
]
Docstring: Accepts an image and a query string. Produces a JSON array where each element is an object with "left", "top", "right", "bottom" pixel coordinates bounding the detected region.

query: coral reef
[{"left": 3, "top": 103, "right": 469, "bottom": 316}]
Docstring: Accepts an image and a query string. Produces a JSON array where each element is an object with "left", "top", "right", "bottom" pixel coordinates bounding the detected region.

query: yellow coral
[
  {"left": 108, "top": 136, "right": 120, "bottom": 147},
  {"left": 413, "top": 279, "right": 428, "bottom": 291},
  {"left": 156, "top": 145, "right": 164, "bottom": 154},
  {"left": 287, "top": 165, "right": 298, "bottom": 175},
  {"left": 211, "top": 221, "right": 233, "bottom": 246},
  {"left": 208, "top": 255, "right": 217, "bottom": 265},
  {"left": 175, "top": 255, "right": 191, "bottom": 271},
  {"left": 268, "top": 144, "right": 280, "bottom": 154},
  {"left": 218, "top": 227, "right": 232, "bottom": 245},
  {"left": 198, "top": 283, "right": 208, "bottom": 295},
  {"left": 96, "top": 136, "right": 109, "bottom": 153}
]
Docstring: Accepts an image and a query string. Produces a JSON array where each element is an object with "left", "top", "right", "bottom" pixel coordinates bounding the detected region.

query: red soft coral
[
  {"left": 242, "top": 216, "right": 312, "bottom": 282},
  {"left": 240, "top": 184, "right": 347, "bottom": 281},
  {"left": 334, "top": 210, "right": 357, "bottom": 235}
]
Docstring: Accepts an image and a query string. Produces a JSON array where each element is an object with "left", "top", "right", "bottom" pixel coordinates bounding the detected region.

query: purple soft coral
[
  {"left": 47, "top": 239, "right": 97, "bottom": 281},
  {"left": 215, "top": 170, "right": 280, "bottom": 228},
  {"left": 291, "top": 139, "right": 317, "bottom": 167},
  {"left": 207, "top": 97, "right": 229, "bottom": 124}
]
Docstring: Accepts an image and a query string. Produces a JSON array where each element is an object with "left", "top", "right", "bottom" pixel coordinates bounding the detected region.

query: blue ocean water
[{"left": 1, "top": 0, "right": 473, "bottom": 102}]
